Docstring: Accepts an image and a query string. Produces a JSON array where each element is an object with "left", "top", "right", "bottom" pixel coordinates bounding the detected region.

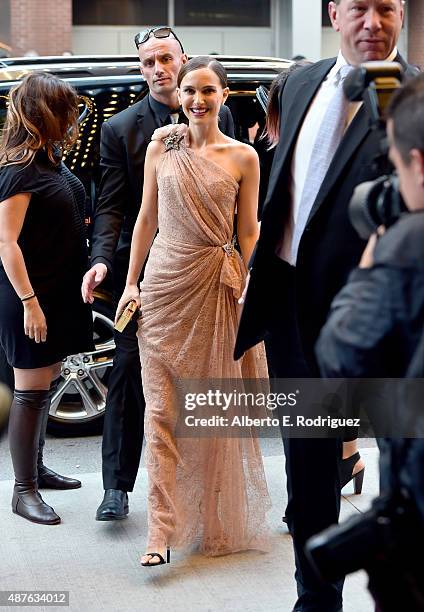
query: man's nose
[
  {"left": 154, "top": 60, "right": 164, "bottom": 74},
  {"left": 364, "top": 9, "right": 382, "bottom": 32}
]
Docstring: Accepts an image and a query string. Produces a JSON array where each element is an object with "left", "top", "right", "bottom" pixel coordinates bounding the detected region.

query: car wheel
[{"left": 47, "top": 295, "right": 115, "bottom": 435}]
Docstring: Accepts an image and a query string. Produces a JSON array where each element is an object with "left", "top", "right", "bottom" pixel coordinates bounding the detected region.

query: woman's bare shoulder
[
  {"left": 147, "top": 138, "right": 166, "bottom": 155},
  {"left": 223, "top": 140, "right": 259, "bottom": 171}
]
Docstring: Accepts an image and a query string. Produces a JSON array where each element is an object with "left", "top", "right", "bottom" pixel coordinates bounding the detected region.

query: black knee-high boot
[
  {"left": 37, "top": 379, "right": 81, "bottom": 490},
  {"left": 9, "top": 389, "right": 61, "bottom": 525}
]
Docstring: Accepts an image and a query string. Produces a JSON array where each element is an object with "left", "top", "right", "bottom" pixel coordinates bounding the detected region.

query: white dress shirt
[{"left": 277, "top": 48, "right": 398, "bottom": 264}]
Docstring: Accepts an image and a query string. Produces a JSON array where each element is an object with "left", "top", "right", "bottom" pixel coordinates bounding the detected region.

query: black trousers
[
  {"left": 101, "top": 246, "right": 145, "bottom": 492},
  {"left": 265, "top": 258, "right": 343, "bottom": 612}
]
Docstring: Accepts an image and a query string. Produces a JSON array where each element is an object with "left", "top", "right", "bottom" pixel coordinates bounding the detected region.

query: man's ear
[
  {"left": 399, "top": 2, "right": 405, "bottom": 26},
  {"left": 328, "top": 2, "right": 340, "bottom": 32},
  {"left": 416, "top": 149, "right": 424, "bottom": 187},
  {"left": 181, "top": 53, "right": 188, "bottom": 65},
  {"left": 409, "top": 149, "right": 424, "bottom": 188}
]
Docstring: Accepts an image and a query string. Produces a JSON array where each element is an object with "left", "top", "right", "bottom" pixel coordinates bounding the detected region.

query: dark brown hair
[
  {"left": 387, "top": 73, "right": 424, "bottom": 163},
  {"left": 177, "top": 56, "right": 227, "bottom": 88},
  {"left": 263, "top": 61, "right": 311, "bottom": 147},
  {"left": 0, "top": 72, "right": 79, "bottom": 167}
]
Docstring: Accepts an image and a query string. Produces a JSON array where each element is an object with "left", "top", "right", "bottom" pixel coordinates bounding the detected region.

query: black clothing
[
  {"left": 235, "top": 54, "right": 414, "bottom": 365},
  {"left": 234, "top": 54, "right": 413, "bottom": 611},
  {"left": 101, "top": 310, "right": 144, "bottom": 491},
  {"left": 91, "top": 94, "right": 235, "bottom": 492},
  {"left": 0, "top": 153, "right": 93, "bottom": 368},
  {"left": 317, "top": 212, "right": 424, "bottom": 379},
  {"left": 317, "top": 212, "right": 424, "bottom": 612},
  {"left": 266, "top": 258, "right": 344, "bottom": 612},
  {"left": 148, "top": 94, "right": 172, "bottom": 125}
]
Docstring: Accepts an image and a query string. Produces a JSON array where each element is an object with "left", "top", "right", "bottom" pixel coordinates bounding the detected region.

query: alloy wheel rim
[{"left": 50, "top": 310, "right": 115, "bottom": 424}]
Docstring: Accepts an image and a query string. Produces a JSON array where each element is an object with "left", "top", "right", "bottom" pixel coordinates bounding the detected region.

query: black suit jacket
[
  {"left": 90, "top": 96, "right": 235, "bottom": 274},
  {"left": 235, "top": 54, "right": 414, "bottom": 368}
]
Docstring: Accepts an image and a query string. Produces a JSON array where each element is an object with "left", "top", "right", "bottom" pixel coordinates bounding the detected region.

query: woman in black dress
[{"left": 0, "top": 73, "right": 94, "bottom": 524}]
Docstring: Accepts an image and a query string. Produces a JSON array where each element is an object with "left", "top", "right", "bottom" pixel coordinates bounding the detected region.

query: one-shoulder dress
[{"left": 138, "top": 133, "right": 271, "bottom": 556}]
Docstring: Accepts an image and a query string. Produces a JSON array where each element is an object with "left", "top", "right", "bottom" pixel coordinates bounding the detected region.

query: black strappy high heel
[
  {"left": 141, "top": 547, "right": 171, "bottom": 567},
  {"left": 339, "top": 452, "right": 365, "bottom": 494}
]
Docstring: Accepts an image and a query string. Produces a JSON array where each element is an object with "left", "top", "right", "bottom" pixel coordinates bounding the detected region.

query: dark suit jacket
[
  {"left": 235, "top": 54, "right": 414, "bottom": 369},
  {"left": 91, "top": 96, "right": 235, "bottom": 275}
]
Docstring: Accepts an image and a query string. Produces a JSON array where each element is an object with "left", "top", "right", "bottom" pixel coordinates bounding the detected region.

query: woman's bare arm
[
  {"left": 0, "top": 193, "right": 33, "bottom": 296},
  {"left": 0, "top": 192, "right": 48, "bottom": 342},
  {"left": 115, "top": 141, "right": 162, "bottom": 320},
  {"left": 236, "top": 146, "right": 261, "bottom": 267}
]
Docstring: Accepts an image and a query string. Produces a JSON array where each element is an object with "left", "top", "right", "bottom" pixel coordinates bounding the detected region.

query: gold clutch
[{"left": 114, "top": 300, "right": 139, "bottom": 332}]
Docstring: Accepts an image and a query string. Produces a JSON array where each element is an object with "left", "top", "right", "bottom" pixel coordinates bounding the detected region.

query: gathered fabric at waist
[{"left": 143, "top": 233, "right": 244, "bottom": 299}]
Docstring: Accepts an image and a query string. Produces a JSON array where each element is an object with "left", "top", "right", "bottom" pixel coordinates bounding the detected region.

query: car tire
[{"left": 47, "top": 293, "right": 115, "bottom": 436}]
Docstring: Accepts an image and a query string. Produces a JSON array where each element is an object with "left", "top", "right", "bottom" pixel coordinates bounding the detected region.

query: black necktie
[{"left": 178, "top": 110, "right": 188, "bottom": 125}]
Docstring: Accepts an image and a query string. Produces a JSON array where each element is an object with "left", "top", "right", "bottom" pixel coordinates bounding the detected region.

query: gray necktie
[
  {"left": 290, "top": 64, "right": 353, "bottom": 264},
  {"left": 169, "top": 112, "right": 180, "bottom": 124}
]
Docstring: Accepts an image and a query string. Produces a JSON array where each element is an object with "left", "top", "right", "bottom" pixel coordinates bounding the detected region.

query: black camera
[
  {"left": 348, "top": 173, "right": 406, "bottom": 240},
  {"left": 344, "top": 62, "right": 407, "bottom": 239},
  {"left": 306, "top": 492, "right": 424, "bottom": 610},
  {"left": 305, "top": 497, "right": 392, "bottom": 583}
]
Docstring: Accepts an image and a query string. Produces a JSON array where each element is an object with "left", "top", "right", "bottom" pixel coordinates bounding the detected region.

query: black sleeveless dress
[{"left": 0, "top": 151, "right": 94, "bottom": 368}]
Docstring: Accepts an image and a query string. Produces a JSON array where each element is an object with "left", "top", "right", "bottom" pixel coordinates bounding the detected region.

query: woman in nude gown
[{"left": 116, "top": 56, "right": 271, "bottom": 566}]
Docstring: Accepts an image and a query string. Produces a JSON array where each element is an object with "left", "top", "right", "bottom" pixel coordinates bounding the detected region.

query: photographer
[{"left": 315, "top": 73, "right": 424, "bottom": 611}]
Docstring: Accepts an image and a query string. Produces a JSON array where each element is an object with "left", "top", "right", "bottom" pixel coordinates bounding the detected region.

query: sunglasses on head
[{"left": 134, "top": 26, "right": 185, "bottom": 54}]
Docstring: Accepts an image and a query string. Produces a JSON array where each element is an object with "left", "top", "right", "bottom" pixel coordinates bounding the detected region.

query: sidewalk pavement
[{"left": 0, "top": 449, "right": 378, "bottom": 612}]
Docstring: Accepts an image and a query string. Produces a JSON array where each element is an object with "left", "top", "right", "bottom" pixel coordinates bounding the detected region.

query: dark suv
[{"left": 0, "top": 54, "right": 290, "bottom": 433}]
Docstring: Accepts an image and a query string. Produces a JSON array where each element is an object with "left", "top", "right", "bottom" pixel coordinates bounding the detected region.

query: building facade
[{"left": 0, "top": 0, "right": 422, "bottom": 67}]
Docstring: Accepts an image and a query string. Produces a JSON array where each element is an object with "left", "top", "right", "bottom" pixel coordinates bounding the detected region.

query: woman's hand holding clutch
[{"left": 115, "top": 284, "right": 141, "bottom": 326}]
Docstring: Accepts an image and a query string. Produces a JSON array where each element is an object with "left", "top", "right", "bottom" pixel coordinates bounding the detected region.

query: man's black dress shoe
[{"left": 96, "top": 489, "right": 129, "bottom": 521}]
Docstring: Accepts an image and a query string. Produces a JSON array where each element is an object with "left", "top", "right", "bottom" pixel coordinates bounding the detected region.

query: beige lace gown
[{"left": 138, "top": 132, "right": 271, "bottom": 556}]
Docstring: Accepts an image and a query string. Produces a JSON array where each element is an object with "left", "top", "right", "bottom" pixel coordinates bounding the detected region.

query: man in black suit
[
  {"left": 235, "top": 2, "right": 407, "bottom": 610},
  {"left": 81, "top": 27, "right": 234, "bottom": 521}
]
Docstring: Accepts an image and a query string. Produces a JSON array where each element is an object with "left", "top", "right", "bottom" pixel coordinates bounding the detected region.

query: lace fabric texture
[{"left": 138, "top": 131, "right": 271, "bottom": 556}]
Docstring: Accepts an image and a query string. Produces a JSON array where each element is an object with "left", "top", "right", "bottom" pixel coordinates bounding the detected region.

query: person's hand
[
  {"left": 23, "top": 298, "right": 47, "bottom": 343},
  {"left": 81, "top": 263, "right": 108, "bottom": 304},
  {"left": 359, "top": 234, "right": 377, "bottom": 269},
  {"left": 359, "top": 226, "right": 385, "bottom": 269},
  {"left": 238, "top": 272, "right": 251, "bottom": 305},
  {"left": 115, "top": 284, "right": 141, "bottom": 324}
]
